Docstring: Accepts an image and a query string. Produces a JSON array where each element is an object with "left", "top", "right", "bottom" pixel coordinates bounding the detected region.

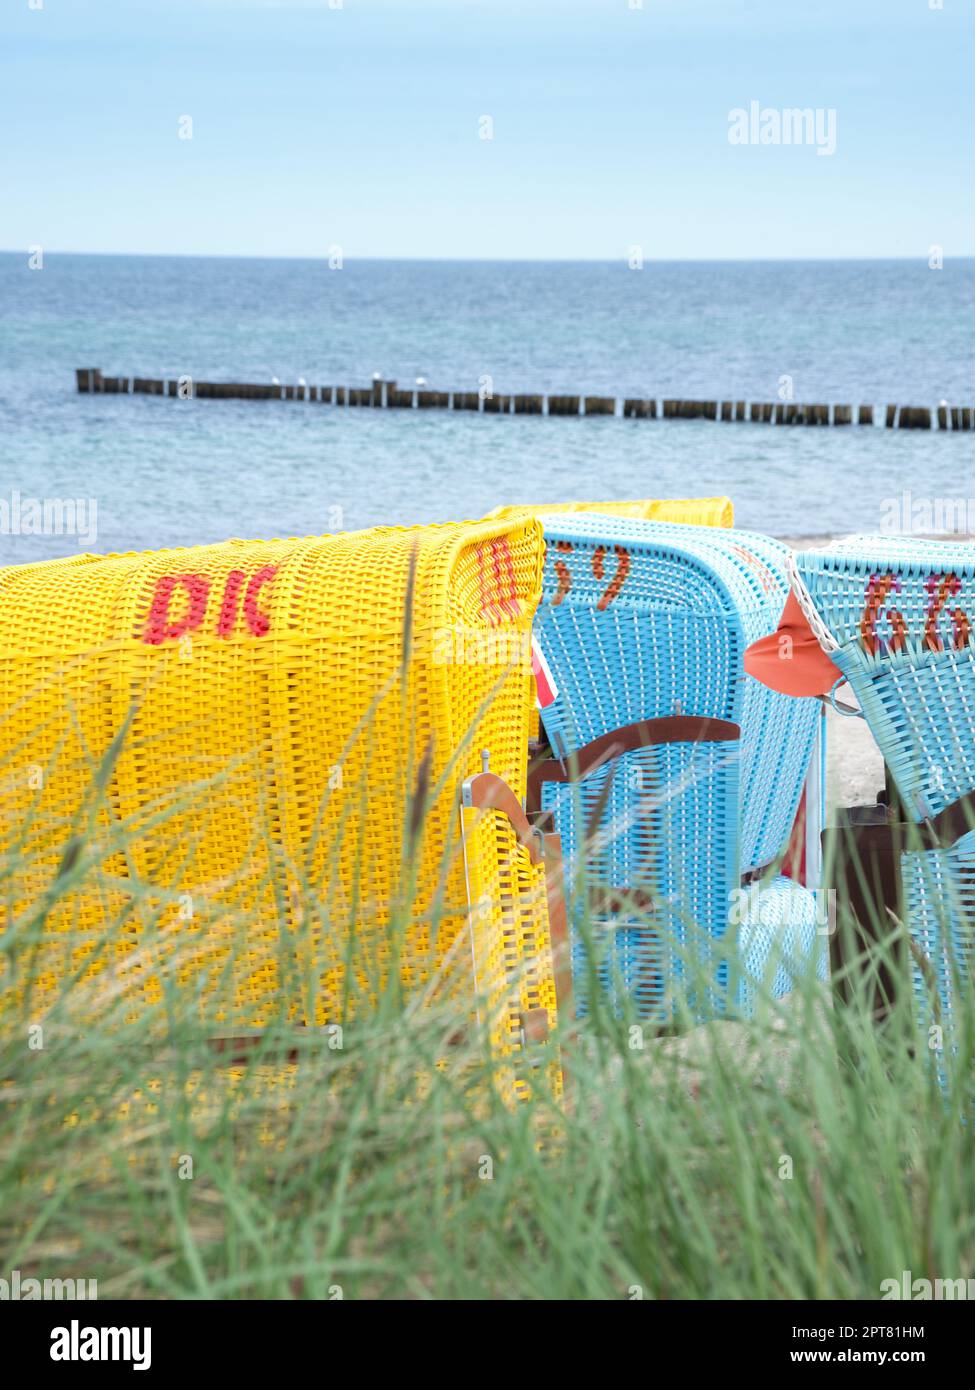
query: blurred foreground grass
[{"left": 2, "top": 799, "right": 974, "bottom": 1300}]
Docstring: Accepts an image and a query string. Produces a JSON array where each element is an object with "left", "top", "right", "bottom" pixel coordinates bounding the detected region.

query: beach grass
[{"left": 2, "top": 783, "right": 974, "bottom": 1303}]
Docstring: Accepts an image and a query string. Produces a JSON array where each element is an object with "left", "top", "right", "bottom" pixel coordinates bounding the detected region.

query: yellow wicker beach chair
[
  {"left": 0, "top": 519, "right": 563, "bottom": 1097},
  {"left": 488, "top": 496, "right": 734, "bottom": 527}
]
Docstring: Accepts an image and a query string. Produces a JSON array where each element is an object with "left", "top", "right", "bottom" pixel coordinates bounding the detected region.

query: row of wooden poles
[{"left": 76, "top": 370, "right": 975, "bottom": 430}]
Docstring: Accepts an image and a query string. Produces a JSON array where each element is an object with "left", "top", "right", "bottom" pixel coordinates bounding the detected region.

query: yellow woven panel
[
  {"left": 489, "top": 496, "right": 734, "bottom": 527},
  {"left": 0, "top": 518, "right": 554, "bottom": 1056},
  {"left": 460, "top": 802, "right": 560, "bottom": 1101}
]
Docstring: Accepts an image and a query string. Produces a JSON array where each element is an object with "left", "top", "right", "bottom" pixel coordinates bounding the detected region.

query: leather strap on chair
[
  {"left": 462, "top": 769, "right": 574, "bottom": 1028},
  {"left": 526, "top": 715, "right": 741, "bottom": 817},
  {"left": 920, "top": 788, "right": 975, "bottom": 848},
  {"left": 464, "top": 770, "right": 545, "bottom": 864}
]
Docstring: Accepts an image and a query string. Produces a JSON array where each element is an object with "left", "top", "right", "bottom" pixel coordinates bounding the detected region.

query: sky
[{"left": 1, "top": 0, "right": 973, "bottom": 260}]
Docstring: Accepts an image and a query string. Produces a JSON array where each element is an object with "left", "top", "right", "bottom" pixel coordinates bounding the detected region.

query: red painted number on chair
[
  {"left": 476, "top": 539, "right": 521, "bottom": 625},
  {"left": 923, "top": 572, "right": 969, "bottom": 653},
  {"left": 549, "top": 541, "right": 631, "bottom": 610},
  {"left": 592, "top": 545, "right": 631, "bottom": 611},
  {"left": 143, "top": 565, "right": 278, "bottom": 644},
  {"left": 859, "top": 570, "right": 970, "bottom": 655}
]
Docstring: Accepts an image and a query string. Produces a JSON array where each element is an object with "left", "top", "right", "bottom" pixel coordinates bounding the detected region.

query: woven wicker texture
[
  {"left": 534, "top": 516, "right": 820, "bottom": 874},
  {"left": 0, "top": 518, "right": 557, "bottom": 1063},
  {"left": 795, "top": 537, "right": 975, "bottom": 1089},
  {"left": 489, "top": 496, "right": 734, "bottom": 527},
  {"left": 502, "top": 499, "right": 731, "bottom": 745},
  {"left": 901, "top": 832, "right": 975, "bottom": 1090},
  {"left": 541, "top": 736, "right": 739, "bottom": 1023},
  {"left": 795, "top": 536, "right": 975, "bottom": 822},
  {"left": 735, "top": 876, "right": 827, "bottom": 1015},
  {"left": 460, "top": 800, "right": 561, "bottom": 1099},
  {"left": 537, "top": 734, "right": 823, "bottom": 1023}
]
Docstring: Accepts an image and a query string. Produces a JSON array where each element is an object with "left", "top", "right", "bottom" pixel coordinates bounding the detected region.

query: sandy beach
[{"left": 751, "top": 532, "right": 868, "bottom": 815}]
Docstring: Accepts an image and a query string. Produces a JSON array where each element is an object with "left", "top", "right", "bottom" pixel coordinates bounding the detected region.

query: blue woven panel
[
  {"left": 795, "top": 537, "right": 975, "bottom": 821},
  {"left": 540, "top": 737, "right": 740, "bottom": 1024},
  {"left": 733, "top": 876, "right": 827, "bottom": 1018},
  {"left": 535, "top": 516, "right": 820, "bottom": 873},
  {"left": 901, "top": 831, "right": 975, "bottom": 1089}
]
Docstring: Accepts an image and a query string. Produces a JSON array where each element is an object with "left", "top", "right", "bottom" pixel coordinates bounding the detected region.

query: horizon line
[{"left": 3, "top": 249, "right": 973, "bottom": 265}]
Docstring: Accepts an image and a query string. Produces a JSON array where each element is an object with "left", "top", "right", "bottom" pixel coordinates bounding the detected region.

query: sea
[{"left": 1, "top": 253, "right": 973, "bottom": 565}]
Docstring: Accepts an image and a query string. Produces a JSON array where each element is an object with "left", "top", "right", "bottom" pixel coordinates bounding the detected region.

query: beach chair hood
[
  {"left": 772, "top": 536, "right": 975, "bottom": 822},
  {"left": 532, "top": 515, "right": 821, "bottom": 875}
]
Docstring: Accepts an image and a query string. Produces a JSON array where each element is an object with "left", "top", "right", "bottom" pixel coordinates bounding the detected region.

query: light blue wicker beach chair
[
  {"left": 530, "top": 716, "right": 741, "bottom": 1023},
  {"left": 529, "top": 516, "right": 827, "bottom": 1023},
  {"left": 534, "top": 515, "right": 821, "bottom": 874},
  {"left": 790, "top": 536, "right": 975, "bottom": 1086}
]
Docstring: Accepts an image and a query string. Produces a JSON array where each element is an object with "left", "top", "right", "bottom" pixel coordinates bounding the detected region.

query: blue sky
[{"left": 2, "top": 0, "right": 973, "bottom": 260}]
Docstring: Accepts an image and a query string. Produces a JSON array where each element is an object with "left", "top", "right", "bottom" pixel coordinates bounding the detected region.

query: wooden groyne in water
[{"left": 75, "top": 370, "right": 975, "bottom": 430}]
